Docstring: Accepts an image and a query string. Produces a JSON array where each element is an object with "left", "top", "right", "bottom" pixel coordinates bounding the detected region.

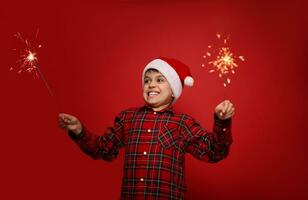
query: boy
[{"left": 58, "top": 57, "right": 234, "bottom": 200}]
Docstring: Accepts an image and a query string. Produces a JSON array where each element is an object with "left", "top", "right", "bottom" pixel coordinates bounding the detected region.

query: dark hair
[{"left": 145, "top": 68, "right": 159, "bottom": 74}]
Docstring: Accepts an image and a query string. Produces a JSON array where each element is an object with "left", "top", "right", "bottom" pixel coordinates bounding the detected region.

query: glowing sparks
[
  {"left": 202, "top": 33, "right": 244, "bottom": 87},
  {"left": 27, "top": 51, "right": 36, "bottom": 61},
  {"left": 209, "top": 47, "right": 237, "bottom": 76},
  {"left": 12, "top": 30, "right": 42, "bottom": 79},
  {"left": 11, "top": 29, "right": 53, "bottom": 96}
]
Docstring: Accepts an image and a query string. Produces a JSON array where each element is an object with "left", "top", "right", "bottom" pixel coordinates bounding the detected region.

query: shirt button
[
  {"left": 147, "top": 129, "right": 151, "bottom": 133},
  {"left": 222, "top": 128, "right": 227, "bottom": 131},
  {"left": 143, "top": 151, "right": 147, "bottom": 155},
  {"left": 140, "top": 178, "right": 144, "bottom": 182}
]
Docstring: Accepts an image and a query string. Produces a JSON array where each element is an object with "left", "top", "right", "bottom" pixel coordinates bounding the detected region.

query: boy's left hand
[{"left": 215, "top": 100, "right": 235, "bottom": 120}]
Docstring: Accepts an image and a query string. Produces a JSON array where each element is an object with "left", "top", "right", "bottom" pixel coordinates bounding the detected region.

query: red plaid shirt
[{"left": 68, "top": 105, "right": 232, "bottom": 200}]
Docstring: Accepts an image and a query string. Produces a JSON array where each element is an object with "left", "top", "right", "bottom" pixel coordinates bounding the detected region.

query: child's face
[{"left": 143, "top": 70, "right": 173, "bottom": 111}]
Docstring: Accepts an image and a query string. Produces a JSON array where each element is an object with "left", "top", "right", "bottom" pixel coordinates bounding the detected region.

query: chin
[
  {"left": 144, "top": 98, "right": 159, "bottom": 107},
  {"left": 145, "top": 100, "right": 158, "bottom": 107}
]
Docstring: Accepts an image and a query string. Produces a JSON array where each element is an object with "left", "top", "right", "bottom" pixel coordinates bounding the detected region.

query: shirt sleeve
[
  {"left": 182, "top": 113, "right": 232, "bottom": 163},
  {"left": 67, "top": 111, "right": 125, "bottom": 161}
]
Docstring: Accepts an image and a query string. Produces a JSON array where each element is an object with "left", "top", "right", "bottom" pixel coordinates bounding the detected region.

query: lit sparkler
[
  {"left": 202, "top": 33, "right": 244, "bottom": 87},
  {"left": 11, "top": 29, "right": 53, "bottom": 96}
]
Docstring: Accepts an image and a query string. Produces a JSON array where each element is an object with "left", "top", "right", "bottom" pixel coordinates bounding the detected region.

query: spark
[
  {"left": 11, "top": 29, "right": 53, "bottom": 96},
  {"left": 202, "top": 33, "right": 244, "bottom": 87},
  {"left": 12, "top": 31, "right": 42, "bottom": 79},
  {"left": 27, "top": 51, "right": 36, "bottom": 61}
]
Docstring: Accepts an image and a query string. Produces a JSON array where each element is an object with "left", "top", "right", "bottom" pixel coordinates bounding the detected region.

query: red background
[{"left": 1, "top": 0, "right": 307, "bottom": 199}]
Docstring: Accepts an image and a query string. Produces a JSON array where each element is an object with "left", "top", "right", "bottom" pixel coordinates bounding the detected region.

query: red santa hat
[{"left": 142, "top": 57, "right": 194, "bottom": 103}]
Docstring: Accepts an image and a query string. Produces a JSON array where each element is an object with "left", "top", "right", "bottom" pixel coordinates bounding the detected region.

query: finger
[
  {"left": 226, "top": 107, "right": 234, "bottom": 115},
  {"left": 225, "top": 110, "right": 235, "bottom": 119},
  {"left": 229, "top": 107, "right": 235, "bottom": 114},
  {"left": 218, "top": 101, "right": 224, "bottom": 111},
  {"left": 58, "top": 114, "right": 74, "bottom": 123},
  {"left": 58, "top": 116, "right": 66, "bottom": 123},
  {"left": 59, "top": 113, "right": 69, "bottom": 118},
  {"left": 59, "top": 114, "right": 67, "bottom": 122},
  {"left": 225, "top": 100, "right": 233, "bottom": 113},
  {"left": 64, "top": 118, "right": 73, "bottom": 124},
  {"left": 59, "top": 122, "right": 67, "bottom": 129},
  {"left": 217, "top": 100, "right": 230, "bottom": 115},
  {"left": 222, "top": 101, "right": 229, "bottom": 113},
  {"left": 59, "top": 113, "right": 75, "bottom": 121},
  {"left": 226, "top": 103, "right": 233, "bottom": 114}
]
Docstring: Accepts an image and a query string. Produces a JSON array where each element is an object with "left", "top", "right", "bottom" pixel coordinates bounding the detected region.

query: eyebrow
[{"left": 144, "top": 75, "right": 165, "bottom": 79}]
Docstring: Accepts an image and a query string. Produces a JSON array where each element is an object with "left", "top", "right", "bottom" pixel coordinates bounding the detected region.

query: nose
[{"left": 148, "top": 80, "right": 156, "bottom": 88}]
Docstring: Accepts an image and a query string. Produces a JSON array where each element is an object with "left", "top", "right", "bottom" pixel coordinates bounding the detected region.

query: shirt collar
[{"left": 139, "top": 104, "right": 174, "bottom": 114}]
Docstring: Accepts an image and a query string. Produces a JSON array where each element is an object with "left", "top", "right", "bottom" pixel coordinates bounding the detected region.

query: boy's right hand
[{"left": 58, "top": 113, "right": 82, "bottom": 135}]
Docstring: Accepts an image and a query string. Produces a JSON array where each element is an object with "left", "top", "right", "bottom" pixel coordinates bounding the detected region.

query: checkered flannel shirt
[{"left": 68, "top": 105, "right": 232, "bottom": 200}]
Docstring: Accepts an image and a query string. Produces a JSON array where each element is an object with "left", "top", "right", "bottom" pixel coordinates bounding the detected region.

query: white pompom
[{"left": 184, "top": 76, "right": 194, "bottom": 87}]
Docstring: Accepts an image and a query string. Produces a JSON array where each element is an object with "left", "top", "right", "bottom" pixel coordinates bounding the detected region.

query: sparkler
[
  {"left": 202, "top": 33, "right": 244, "bottom": 87},
  {"left": 11, "top": 29, "right": 54, "bottom": 96}
]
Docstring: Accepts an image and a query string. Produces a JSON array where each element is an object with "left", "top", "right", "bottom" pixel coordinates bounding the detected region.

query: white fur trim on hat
[{"left": 142, "top": 59, "right": 182, "bottom": 103}]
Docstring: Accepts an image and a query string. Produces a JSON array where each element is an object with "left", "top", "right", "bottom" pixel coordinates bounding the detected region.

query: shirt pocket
[{"left": 158, "top": 124, "right": 178, "bottom": 149}]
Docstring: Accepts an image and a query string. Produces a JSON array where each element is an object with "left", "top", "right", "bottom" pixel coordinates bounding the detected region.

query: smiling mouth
[{"left": 148, "top": 91, "right": 160, "bottom": 97}]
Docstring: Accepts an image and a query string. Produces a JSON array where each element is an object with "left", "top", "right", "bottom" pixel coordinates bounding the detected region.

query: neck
[{"left": 152, "top": 104, "right": 170, "bottom": 111}]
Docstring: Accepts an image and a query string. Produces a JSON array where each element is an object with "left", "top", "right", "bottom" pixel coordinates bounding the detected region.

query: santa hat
[{"left": 142, "top": 57, "right": 194, "bottom": 103}]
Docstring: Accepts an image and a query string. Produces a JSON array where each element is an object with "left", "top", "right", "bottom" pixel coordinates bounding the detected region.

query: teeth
[{"left": 149, "top": 92, "right": 159, "bottom": 96}]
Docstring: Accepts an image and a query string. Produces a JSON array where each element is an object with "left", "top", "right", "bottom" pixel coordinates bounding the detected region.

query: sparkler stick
[
  {"left": 11, "top": 29, "right": 54, "bottom": 97},
  {"left": 202, "top": 33, "right": 245, "bottom": 103},
  {"left": 10, "top": 29, "right": 63, "bottom": 115},
  {"left": 36, "top": 66, "right": 54, "bottom": 96}
]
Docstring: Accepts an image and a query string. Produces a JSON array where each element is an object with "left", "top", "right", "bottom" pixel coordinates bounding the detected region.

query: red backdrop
[{"left": 1, "top": 0, "right": 307, "bottom": 199}]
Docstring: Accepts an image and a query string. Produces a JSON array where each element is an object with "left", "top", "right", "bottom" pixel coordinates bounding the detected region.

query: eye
[
  {"left": 157, "top": 78, "right": 164, "bottom": 83},
  {"left": 144, "top": 79, "right": 150, "bottom": 84}
]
